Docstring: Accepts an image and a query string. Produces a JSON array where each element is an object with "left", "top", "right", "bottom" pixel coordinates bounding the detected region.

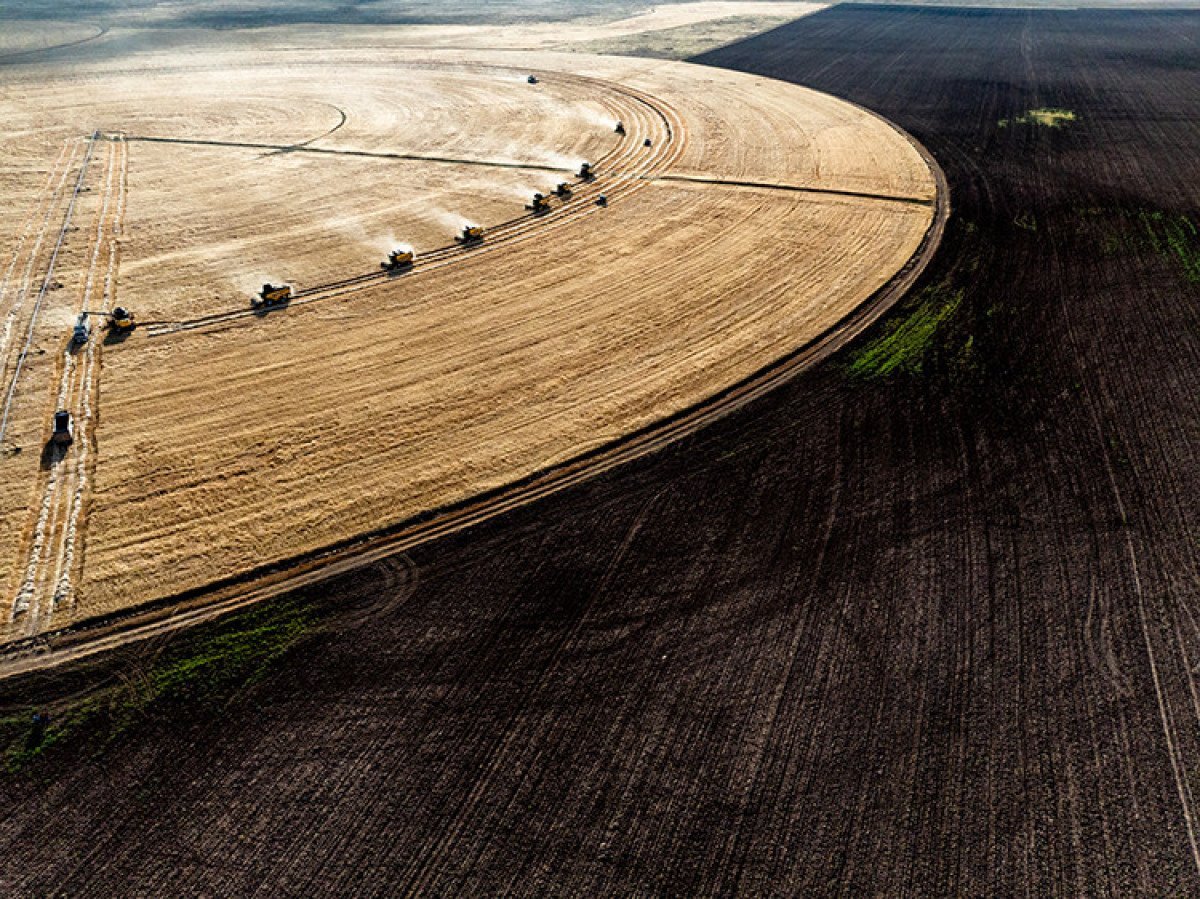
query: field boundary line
[
  {"left": 11, "top": 135, "right": 116, "bottom": 630},
  {"left": 656, "top": 172, "right": 935, "bottom": 205},
  {"left": 123, "top": 135, "right": 577, "bottom": 174}
]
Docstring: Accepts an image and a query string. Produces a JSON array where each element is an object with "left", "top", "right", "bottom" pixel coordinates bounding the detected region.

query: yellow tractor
[
  {"left": 109, "top": 306, "right": 135, "bottom": 333},
  {"left": 527, "top": 192, "right": 551, "bottom": 214},
  {"left": 456, "top": 225, "right": 485, "bottom": 243},
  {"left": 255, "top": 283, "right": 292, "bottom": 307},
  {"left": 382, "top": 249, "right": 415, "bottom": 271}
]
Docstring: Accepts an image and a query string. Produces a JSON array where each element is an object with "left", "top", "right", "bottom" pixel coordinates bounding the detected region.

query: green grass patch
[
  {"left": 1137, "top": 211, "right": 1200, "bottom": 283},
  {"left": 847, "top": 283, "right": 965, "bottom": 379},
  {"left": 1, "top": 598, "right": 314, "bottom": 774},
  {"left": 998, "top": 108, "right": 1078, "bottom": 129}
]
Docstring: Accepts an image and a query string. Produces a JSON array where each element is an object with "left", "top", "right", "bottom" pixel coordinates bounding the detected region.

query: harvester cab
[
  {"left": 72, "top": 313, "right": 91, "bottom": 346},
  {"left": 456, "top": 225, "right": 485, "bottom": 243},
  {"left": 578, "top": 161, "right": 594, "bottom": 180},
  {"left": 109, "top": 306, "right": 136, "bottom": 333},
  {"left": 382, "top": 249, "right": 415, "bottom": 271},
  {"left": 255, "top": 283, "right": 292, "bottom": 307},
  {"left": 527, "top": 192, "right": 551, "bottom": 214},
  {"left": 614, "top": 121, "right": 625, "bottom": 135},
  {"left": 553, "top": 182, "right": 572, "bottom": 198}
]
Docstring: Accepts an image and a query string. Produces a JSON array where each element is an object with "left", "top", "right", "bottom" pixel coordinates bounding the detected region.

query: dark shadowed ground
[{"left": 2, "top": 5, "right": 1200, "bottom": 895}]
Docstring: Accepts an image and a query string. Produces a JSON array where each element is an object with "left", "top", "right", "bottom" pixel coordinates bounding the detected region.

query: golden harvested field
[{"left": 0, "top": 41, "right": 937, "bottom": 639}]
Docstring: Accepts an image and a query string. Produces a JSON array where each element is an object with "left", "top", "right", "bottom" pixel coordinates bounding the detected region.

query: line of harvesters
[
  {"left": 249, "top": 75, "right": 636, "bottom": 309},
  {"left": 253, "top": 154, "right": 609, "bottom": 309},
  {"left": 50, "top": 80, "right": 636, "bottom": 447}
]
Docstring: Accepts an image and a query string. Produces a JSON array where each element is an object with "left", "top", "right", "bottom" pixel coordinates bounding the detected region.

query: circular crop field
[{"left": 0, "top": 44, "right": 942, "bottom": 654}]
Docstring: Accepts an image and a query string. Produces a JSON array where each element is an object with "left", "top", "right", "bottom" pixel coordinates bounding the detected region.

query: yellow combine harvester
[
  {"left": 553, "top": 182, "right": 572, "bottom": 198},
  {"left": 109, "top": 306, "right": 135, "bottom": 333},
  {"left": 254, "top": 283, "right": 292, "bottom": 307},
  {"left": 578, "top": 161, "right": 594, "bottom": 180},
  {"left": 456, "top": 225, "right": 485, "bottom": 243},
  {"left": 382, "top": 249, "right": 415, "bottom": 271},
  {"left": 527, "top": 192, "right": 551, "bottom": 214}
]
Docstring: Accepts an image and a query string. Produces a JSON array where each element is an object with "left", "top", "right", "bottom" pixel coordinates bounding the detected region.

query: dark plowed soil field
[{"left": 3, "top": 6, "right": 1200, "bottom": 895}]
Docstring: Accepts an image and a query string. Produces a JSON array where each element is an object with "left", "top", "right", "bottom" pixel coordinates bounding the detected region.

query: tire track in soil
[
  {"left": 402, "top": 485, "right": 671, "bottom": 894},
  {"left": 1058, "top": 281, "right": 1200, "bottom": 876},
  {"left": 0, "top": 140, "right": 81, "bottom": 417},
  {"left": 0, "top": 25, "right": 108, "bottom": 66},
  {"left": 10, "top": 135, "right": 122, "bottom": 633},
  {"left": 0, "top": 132, "right": 98, "bottom": 447},
  {"left": 53, "top": 135, "right": 128, "bottom": 610},
  {"left": 0, "top": 140, "right": 73, "bottom": 351}
]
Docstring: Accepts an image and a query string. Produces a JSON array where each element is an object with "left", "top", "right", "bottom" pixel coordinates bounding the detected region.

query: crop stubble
[{"left": 0, "top": 48, "right": 934, "bottom": 631}]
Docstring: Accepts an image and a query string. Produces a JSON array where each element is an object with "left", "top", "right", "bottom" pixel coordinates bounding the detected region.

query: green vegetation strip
[
  {"left": 847, "top": 283, "right": 964, "bottom": 379},
  {"left": 1138, "top": 211, "right": 1200, "bottom": 283},
  {"left": 1, "top": 598, "right": 313, "bottom": 773}
]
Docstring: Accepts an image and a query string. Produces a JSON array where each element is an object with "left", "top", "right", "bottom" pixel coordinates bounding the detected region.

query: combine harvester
[
  {"left": 526, "top": 192, "right": 551, "bottom": 214},
  {"left": 71, "top": 313, "right": 92, "bottom": 346},
  {"left": 456, "top": 225, "right": 485, "bottom": 244},
  {"left": 72, "top": 307, "right": 136, "bottom": 345},
  {"left": 553, "top": 182, "right": 572, "bottom": 199},
  {"left": 382, "top": 248, "right": 415, "bottom": 272},
  {"left": 253, "top": 283, "right": 292, "bottom": 308},
  {"left": 109, "top": 306, "right": 136, "bottom": 334},
  {"left": 578, "top": 161, "right": 594, "bottom": 180}
]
